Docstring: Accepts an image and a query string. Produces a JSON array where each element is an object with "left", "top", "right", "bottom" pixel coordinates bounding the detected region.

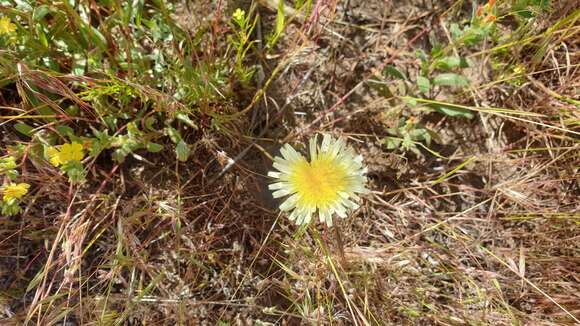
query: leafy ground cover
[{"left": 0, "top": 0, "right": 579, "bottom": 324}]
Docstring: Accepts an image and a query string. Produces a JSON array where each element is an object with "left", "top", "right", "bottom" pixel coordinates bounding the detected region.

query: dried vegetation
[{"left": 0, "top": 0, "right": 579, "bottom": 325}]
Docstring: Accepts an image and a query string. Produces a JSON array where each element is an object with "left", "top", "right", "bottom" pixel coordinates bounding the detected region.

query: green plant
[
  {"left": 510, "top": 0, "right": 551, "bottom": 19},
  {"left": 383, "top": 117, "right": 436, "bottom": 156},
  {"left": 409, "top": 0, "right": 502, "bottom": 119},
  {"left": 230, "top": 7, "right": 259, "bottom": 83},
  {"left": 374, "top": 1, "right": 503, "bottom": 155},
  {"left": 376, "top": 0, "right": 553, "bottom": 158},
  {"left": 0, "top": 0, "right": 259, "bottom": 174},
  {"left": 267, "top": 0, "right": 287, "bottom": 49}
]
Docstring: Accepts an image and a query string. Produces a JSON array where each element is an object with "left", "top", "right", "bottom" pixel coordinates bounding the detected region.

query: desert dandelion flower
[{"left": 268, "top": 134, "right": 368, "bottom": 226}]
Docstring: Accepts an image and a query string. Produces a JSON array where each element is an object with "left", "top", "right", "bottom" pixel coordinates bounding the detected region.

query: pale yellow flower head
[
  {"left": 0, "top": 16, "right": 17, "bottom": 35},
  {"left": 268, "top": 134, "right": 368, "bottom": 226},
  {"left": 46, "top": 143, "right": 85, "bottom": 167},
  {"left": 1, "top": 183, "right": 30, "bottom": 202}
]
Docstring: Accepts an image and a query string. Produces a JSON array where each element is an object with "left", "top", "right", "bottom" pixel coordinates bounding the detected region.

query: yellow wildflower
[
  {"left": 233, "top": 8, "right": 245, "bottom": 22},
  {"left": 0, "top": 16, "right": 17, "bottom": 35},
  {"left": 1, "top": 183, "right": 30, "bottom": 202},
  {"left": 513, "top": 65, "right": 525, "bottom": 74},
  {"left": 268, "top": 134, "right": 368, "bottom": 226},
  {"left": 46, "top": 147, "right": 62, "bottom": 166},
  {"left": 59, "top": 143, "right": 84, "bottom": 162},
  {"left": 46, "top": 143, "right": 85, "bottom": 167}
]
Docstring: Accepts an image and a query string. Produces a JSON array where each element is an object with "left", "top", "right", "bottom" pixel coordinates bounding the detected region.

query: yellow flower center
[{"left": 289, "top": 154, "right": 348, "bottom": 208}]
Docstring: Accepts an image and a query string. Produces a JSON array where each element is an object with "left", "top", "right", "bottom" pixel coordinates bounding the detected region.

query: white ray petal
[
  {"left": 294, "top": 208, "right": 307, "bottom": 225},
  {"left": 281, "top": 144, "right": 304, "bottom": 163},
  {"left": 325, "top": 213, "right": 333, "bottom": 227},
  {"left": 321, "top": 134, "right": 331, "bottom": 151},
  {"left": 279, "top": 193, "right": 299, "bottom": 211},
  {"left": 272, "top": 188, "right": 292, "bottom": 198},
  {"left": 273, "top": 161, "right": 292, "bottom": 174},
  {"left": 268, "top": 182, "right": 288, "bottom": 190},
  {"left": 309, "top": 134, "right": 318, "bottom": 161},
  {"left": 329, "top": 138, "right": 343, "bottom": 157},
  {"left": 333, "top": 204, "right": 347, "bottom": 218},
  {"left": 288, "top": 208, "right": 299, "bottom": 221},
  {"left": 280, "top": 146, "right": 292, "bottom": 161},
  {"left": 303, "top": 211, "right": 313, "bottom": 224},
  {"left": 319, "top": 208, "right": 330, "bottom": 225}
]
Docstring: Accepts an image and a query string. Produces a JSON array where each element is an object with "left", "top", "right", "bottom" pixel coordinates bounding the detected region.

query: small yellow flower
[
  {"left": 233, "top": 8, "right": 245, "bottom": 22},
  {"left": 46, "top": 143, "right": 85, "bottom": 167},
  {"left": 1, "top": 183, "right": 30, "bottom": 202},
  {"left": 513, "top": 65, "right": 525, "bottom": 74},
  {"left": 60, "top": 143, "right": 84, "bottom": 162},
  {"left": 0, "top": 16, "right": 17, "bottom": 35},
  {"left": 46, "top": 147, "right": 62, "bottom": 166},
  {"left": 268, "top": 134, "right": 368, "bottom": 226}
]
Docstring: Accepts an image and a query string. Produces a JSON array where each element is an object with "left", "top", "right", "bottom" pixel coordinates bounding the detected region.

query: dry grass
[{"left": 1, "top": 0, "right": 579, "bottom": 325}]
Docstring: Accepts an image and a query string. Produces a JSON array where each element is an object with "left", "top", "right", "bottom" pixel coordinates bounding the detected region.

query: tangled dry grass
[{"left": 0, "top": 0, "right": 579, "bottom": 325}]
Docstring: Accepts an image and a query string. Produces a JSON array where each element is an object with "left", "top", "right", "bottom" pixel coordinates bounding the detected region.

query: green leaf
[
  {"left": 14, "top": 123, "right": 35, "bottom": 137},
  {"left": 33, "top": 5, "right": 51, "bottom": 21},
  {"left": 384, "top": 137, "right": 401, "bottom": 150},
  {"left": 533, "top": 0, "right": 550, "bottom": 9},
  {"left": 430, "top": 43, "right": 444, "bottom": 59},
  {"left": 176, "top": 112, "right": 197, "bottom": 129},
  {"left": 146, "top": 142, "right": 164, "bottom": 153},
  {"left": 62, "top": 160, "right": 85, "bottom": 183},
  {"left": 55, "top": 125, "right": 76, "bottom": 138},
  {"left": 428, "top": 103, "right": 474, "bottom": 119},
  {"left": 432, "top": 73, "right": 469, "bottom": 87},
  {"left": 403, "top": 97, "right": 418, "bottom": 106},
  {"left": 176, "top": 140, "right": 191, "bottom": 162},
  {"left": 368, "top": 78, "right": 394, "bottom": 98},
  {"left": 1, "top": 201, "right": 23, "bottom": 216},
  {"left": 275, "top": 0, "right": 285, "bottom": 37},
  {"left": 383, "top": 65, "right": 406, "bottom": 80},
  {"left": 513, "top": 0, "right": 543, "bottom": 18},
  {"left": 164, "top": 127, "right": 182, "bottom": 144},
  {"left": 38, "top": 28, "right": 49, "bottom": 48},
  {"left": 72, "top": 53, "right": 86, "bottom": 76},
  {"left": 433, "top": 56, "right": 468, "bottom": 70},
  {"left": 409, "top": 128, "right": 431, "bottom": 145},
  {"left": 416, "top": 76, "right": 430, "bottom": 93},
  {"left": 111, "top": 149, "right": 128, "bottom": 163},
  {"left": 89, "top": 25, "right": 108, "bottom": 51},
  {"left": 415, "top": 49, "right": 428, "bottom": 63},
  {"left": 145, "top": 117, "right": 157, "bottom": 130},
  {"left": 401, "top": 135, "right": 415, "bottom": 151},
  {"left": 0, "top": 157, "right": 17, "bottom": 172},
  {"left": 462, "top": 27, "right": 486, "bottom": 46},
  {"left": 450, "top": 23, "right": 463, "bottom": 40}
]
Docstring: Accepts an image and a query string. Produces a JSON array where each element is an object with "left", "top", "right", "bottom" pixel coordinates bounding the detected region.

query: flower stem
[{"left": 333, "top": 224, "right": 347, "bottom": 266}]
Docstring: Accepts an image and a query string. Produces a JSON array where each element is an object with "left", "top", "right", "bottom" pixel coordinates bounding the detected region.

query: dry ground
[{"left": 1, "top": 0, "right": 579, "bottom": 325}]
